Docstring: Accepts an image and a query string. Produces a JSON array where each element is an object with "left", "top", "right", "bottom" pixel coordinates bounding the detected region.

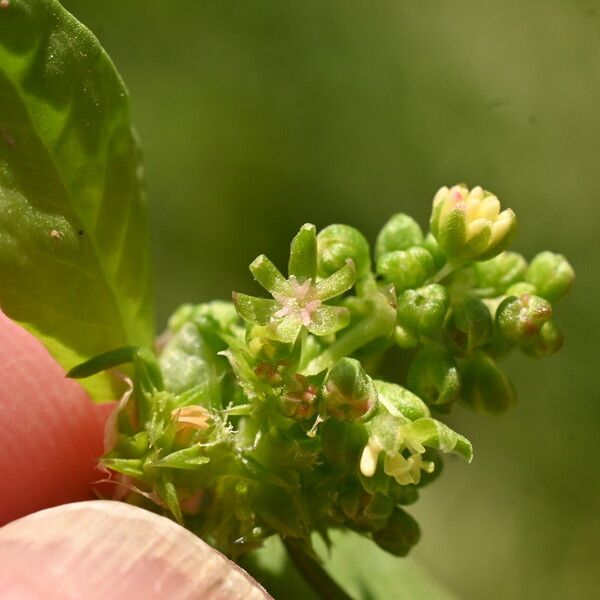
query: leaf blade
[{"left": 0, "top": 0, "right": 154, "bottom": 400}]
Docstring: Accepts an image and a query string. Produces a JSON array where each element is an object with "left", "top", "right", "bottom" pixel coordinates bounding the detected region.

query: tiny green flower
[
  {"left": 461, "top": 352, "right": 516, "bottom": 413},
  {"left": 396, "top": 283, "right": 449, "bottom": 339},
  {"left": 372, "top": 508, "right": 421, "bottom": 557},
  {"left": 522, "top": 319, "right": 564, "bottom": 358},
  {"left": 317, "top": 224, "right": 371, "bottom": 279},
  {"left": 233, "top": 223, "right": 356, "bottom": 342},
  {"left": 430, "top": 184, "right": 517, "bottom": 262},
  {"left": 376, "top": 246, "right": 435, "bottom": 292},
  {"left": 525, "top": 251, "right": 575, "bottom": 302},
  {"left": 375, "top": 213, "right": 424, "bottom": 260},
  {"left": 279, "top": 374, "right": 319, "bottom": 421},
  {"left": 474, "top": 251, "right": 528, "bottom": 296},
  {"left": 444, "top": 295, "right": 493, "bottom": 353},
  {"left": 495, "top": 293, "right": 553, "bottom": 345},
  {"left": 407, "top": 348, "right": 460, "bottom": 406}
]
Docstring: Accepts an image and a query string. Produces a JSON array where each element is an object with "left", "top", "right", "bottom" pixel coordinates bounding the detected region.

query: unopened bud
[
  {"left": 421, "top": 233, "right": 446, "bottom": 269},
  {"left": 474, "top": 251, "right": 527, "bottom": 295},
  {"left": 372, "top": 508, "right": 420, "bottom": 557},
  {"left": 444, "top": 295, "right": 493, "bottom": 352},
  {"left": 461, "top": 352, "right": 516, "bottom": 414},
  {"left": 430, "top": 184, "right": 517, "bottom": 263},
  {"left": 375, "top": 213, "right": 423, "bottom": 260},
  {"left": 525, "top": 251, "right": 575, "bottom": 302},
  {"left": 522, "top": 319, "right": 564, "bottom": 358},
  {"left": 397, "top": 284, "right": 449, "bottom": 338},
  {"left": 495, "top": 294, "right": 553, "bottom": 345},
  {"left": 340, "top": 486, "right": 393, "bottom": 532},
  {"left": 317, "top": 224, "right": 371, "bottom": 279},
  {"left": 322, "top": 358, "right": 378, "bottom": 421},
  {"left": 376, "top": 246, "right": 435, "bottom": 292},
  {"left": 407, "top": 348, "right": 460, "bottom": 406}
]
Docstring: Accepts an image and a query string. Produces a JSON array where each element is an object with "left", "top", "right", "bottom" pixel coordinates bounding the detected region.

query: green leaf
[{"left": 0, "top": 0, "right": 154, "bottom": 400}]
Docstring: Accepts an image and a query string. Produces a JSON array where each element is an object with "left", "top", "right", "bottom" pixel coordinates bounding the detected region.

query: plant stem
[{"left": 284, "top": 540, "right": 354, "bottom": 600}]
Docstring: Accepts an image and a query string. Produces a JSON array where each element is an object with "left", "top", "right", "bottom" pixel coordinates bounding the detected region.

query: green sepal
[
  {"left": 525, "top": 251, "right": 575, "bottom": 302},
  {"left": 376, "top": 247, "right": 435, "bottom": 293},
  {"left": 407, "top": 348, "right": 460, "bottom": 406},
  {"left": 249, "top": 254, "right": 289, "bottom": 296},
  {"left": 372, "top": 508, "right": 421, "bottom": 557},
  {"left": 396, "top": 283, "right": 449, "bottom": 338},
  {"left": 460, "top": 352, "right": 516, "bottom": 414},
  {"left": 67, "top": 346, "right": 138, "bottom": 379},
  {"left": 155, "top": 476, "right": 183, "bottom": 523},
  {"left": 445, "top": 295, "right": 493, "bottom": 352},
  {"left": 373, "top": 380, "right": 430, "bottom": 421},
  {"left": 375, "top": 214, "right": 424, "bottom": 260},
  {"left": 421, "top": 233, "right": 446, "bottom": 269},
  {"left": 101, "top": 457, "right": 145, "bottom": 479},
  {"left": 288, "top": 223, "right": 317, "bottom": 282},
  {"left": 232, "top": 292, "right": 277, "bottom": 325},
  {"left": 314, "top": 260, "right": 356, "bottom": 300},
  {"left": 152, "top": 445, "right": 211, "bottom": 470},
  {"left": 435, "top": 204, "right": 467, "bottom": 261},
  {"left": 409, "top": 418, "right": 473, "bottom": 462},
  {"left": 308, "top": 305, "right": 351, "bottom": 337},
  {"left": 317, "top": 224, "right": 371, "bottom": 279}
]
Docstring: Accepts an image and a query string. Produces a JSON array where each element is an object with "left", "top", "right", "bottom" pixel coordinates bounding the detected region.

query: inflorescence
[{"left": 74, "top": 184, "right": 574, "bottom": 559}]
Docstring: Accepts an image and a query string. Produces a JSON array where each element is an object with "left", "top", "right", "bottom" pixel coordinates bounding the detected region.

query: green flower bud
[
  {"left": 461, "top": 352, "right": 516, "bottom": 414},
  {"left": 474, "top": 251, "right": 527, "bottom": 295},
  {"left": 421, "top": 232, "right": 446, "bottom": 269},
  {"left": 372, "top": 508, "right": 421, "bottom": 557},
  {"left": 375, "top": 213, "right": 423, "bottom": 260},
  {"left": 397, "top": 283, "right": 449, "bottom": 338},
  {"left": 376, "top": 246, "right": 435, "bottom": 292},
  {"left": 495, "top": 294, "right": 553, "bottom": 346},
  {"left": 505, "top": 282, "right": 537, "bottom": 296},
  {"left": 322, "top": 420, "right": 368, "bottom": 466},
  {"left": 322, "top": 358, "right": 378, "bottom": 421},
  {"left": 340, "top": 486, "right": 394, "bottom": 532},
  {"left": 394, "top": 323, "right": 419, "bottom": 348},
  {"left": 522, "top": 319, "right": 564, "bottom": 358},
  {"left": 430, "top": 184, "right": 517, "bottom": 262},
  {"left": 407, "top": 348, "right": 460, "bottom": 406},
  {"left": 444, "top": 295, "right": 493, "bottom": 352},
  {"left": 525, "top": 251, "right": 575, "bottom": 302},
  {"left": 317, "top": 224, "right": 371, "bottom": 279}
]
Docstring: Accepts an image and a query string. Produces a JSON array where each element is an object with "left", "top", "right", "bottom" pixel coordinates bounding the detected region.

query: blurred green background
[{"left": 63, "top": 2, "right": 600, "bottom": 598}]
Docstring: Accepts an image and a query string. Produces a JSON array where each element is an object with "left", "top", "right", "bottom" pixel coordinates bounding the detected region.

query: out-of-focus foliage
[{"left": 62, "top": 1, "right": 600, "bottom": 599}]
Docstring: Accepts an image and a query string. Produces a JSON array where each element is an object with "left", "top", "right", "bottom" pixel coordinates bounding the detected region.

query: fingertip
[
  {"left": 0, "top": 312, "right": 108, "bottom": 524},
  {"left": 0, "top": 501, "right": 271, "bottom": 599}
]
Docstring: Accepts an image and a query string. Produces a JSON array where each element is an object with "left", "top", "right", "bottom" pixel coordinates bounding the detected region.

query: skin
[{"left": 0, "top": 311, "right": 270, "bottom": 599}]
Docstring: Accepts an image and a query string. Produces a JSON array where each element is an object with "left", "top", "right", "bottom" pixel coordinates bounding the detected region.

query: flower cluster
[{"left": 72, "top": 184, "right": 573, "bottom": 563}]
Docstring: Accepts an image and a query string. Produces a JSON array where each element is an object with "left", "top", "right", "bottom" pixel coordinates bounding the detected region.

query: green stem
[
  {"left": 284, "top": 540, "right": 354, "bottom": 600},
  {"left": 302, "top": 289, "right": 396, "bottom": 375}
]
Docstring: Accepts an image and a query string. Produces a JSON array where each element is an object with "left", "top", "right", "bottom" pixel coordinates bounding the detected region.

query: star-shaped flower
[{"left": 233, "top": 224, "right": 356, "bottom": 343}]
